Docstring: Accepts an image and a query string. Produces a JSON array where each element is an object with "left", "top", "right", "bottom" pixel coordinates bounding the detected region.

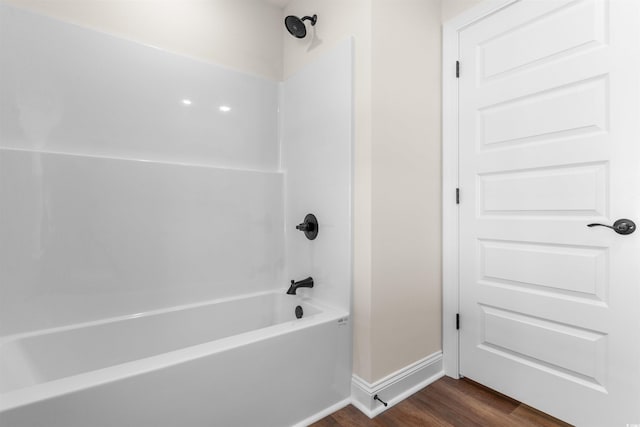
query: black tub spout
[{"left": 286, "top": 277, "right": 314, "bottom": 295}]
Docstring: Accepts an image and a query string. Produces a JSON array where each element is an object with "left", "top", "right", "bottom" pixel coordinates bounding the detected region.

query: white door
[{"left": 458, "top": 1, "right": 640, "bottom": 426}]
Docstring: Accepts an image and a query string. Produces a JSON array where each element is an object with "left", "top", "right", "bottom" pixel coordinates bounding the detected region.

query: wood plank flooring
[{"left": 311, "top": 377, "right": 573, "bottom": 427}]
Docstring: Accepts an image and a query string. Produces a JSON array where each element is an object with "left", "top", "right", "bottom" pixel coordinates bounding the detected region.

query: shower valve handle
[
  {"left": 296, "top": 222, "right": 313, "bottom": 232},
  {"left": 295, "top": 214, "right": 318, "bottom": 240}
]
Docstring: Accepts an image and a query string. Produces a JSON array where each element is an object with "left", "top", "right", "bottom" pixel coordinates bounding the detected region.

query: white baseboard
[
  {"left": 350, "top": 351, "right": 444, "bottom": 418},
  {"left": 292, "top": 352, "right": 444, "bottom": 425},
  {"left": 292, "top": 397, "right": 351, "bottom": 427}
]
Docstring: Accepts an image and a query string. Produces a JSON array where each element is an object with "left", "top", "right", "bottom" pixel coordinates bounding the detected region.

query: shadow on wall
[{"left": 307, "top": 27, "right": 323, "bottom": 52}]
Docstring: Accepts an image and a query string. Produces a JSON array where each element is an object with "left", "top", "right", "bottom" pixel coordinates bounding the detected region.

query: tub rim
[
  {"left": 1, "top": 289, "right": 325, "bottom": 345},
  {"left": 0, "top": 291, "right": 348, "bottom": 413}
]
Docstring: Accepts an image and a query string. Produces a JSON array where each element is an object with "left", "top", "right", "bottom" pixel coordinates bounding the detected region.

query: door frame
[{"left": 441, "top": 0, "right": 519, "bottom": 379}]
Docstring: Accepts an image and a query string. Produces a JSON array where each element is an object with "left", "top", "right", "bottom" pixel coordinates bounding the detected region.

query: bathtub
[{"left": 0, "top": 291, "right": 352, "bottom": 427}]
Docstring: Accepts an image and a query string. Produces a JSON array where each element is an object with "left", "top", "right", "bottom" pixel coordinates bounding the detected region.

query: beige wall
[
  {"left": 2, "top": 0, "right": 283, "bottom": 80},
  {"left": 364, "top": 0, "right": 482, "bottom": 383},
  {"left": 370, "top": 0, "right": 443, "bottom": 380},
  {"left": 441, "top": 0, "right": 484, "bottom": 22}
]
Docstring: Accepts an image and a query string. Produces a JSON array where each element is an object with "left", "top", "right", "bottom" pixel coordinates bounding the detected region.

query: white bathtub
[{"left": 0, "top": 291, "right": 352, "bottom": 426}]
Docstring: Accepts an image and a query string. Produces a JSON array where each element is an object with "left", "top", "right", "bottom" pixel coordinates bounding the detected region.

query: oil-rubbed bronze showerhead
[{"left": 284, "top": 14, "right": 317, "bottom": 39}]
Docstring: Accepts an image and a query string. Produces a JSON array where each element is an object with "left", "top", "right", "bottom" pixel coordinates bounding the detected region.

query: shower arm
[{"left": 301, "top": 15, "right": 317, "bottom": 26}]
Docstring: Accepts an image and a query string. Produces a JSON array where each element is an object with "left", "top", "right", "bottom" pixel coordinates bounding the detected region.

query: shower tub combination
[{"left": 0, "top": 292, "right": 351, "bottom": 427}]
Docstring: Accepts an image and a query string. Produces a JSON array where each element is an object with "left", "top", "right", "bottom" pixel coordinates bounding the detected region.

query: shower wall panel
[
  {"left": 0, "top": 4, "right": 284, "bottom": 336},
  {"left": 0, "top": 3, "right": 279, "bottom": 171},
  {"left": 0, "top": 150, "right": 284, "bottom": 336},
  {"left": 280, "top": 39, "right": 353, "bottom": 313}
]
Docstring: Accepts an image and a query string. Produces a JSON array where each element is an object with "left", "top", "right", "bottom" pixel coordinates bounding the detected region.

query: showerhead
[{"left": 284, "top": 14, "right": 317, "bottom": 39}]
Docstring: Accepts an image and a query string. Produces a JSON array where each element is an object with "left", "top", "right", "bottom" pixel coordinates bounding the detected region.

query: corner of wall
[{"left": 350, "top": 351, "right": 444, "bottom": 418}]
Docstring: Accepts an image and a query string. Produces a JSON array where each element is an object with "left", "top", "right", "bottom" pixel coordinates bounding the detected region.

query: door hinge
[
  {"left": 456, "top": 188, "right": 460, "bottom": 204},
  {"left": 456, "top": 61, "right": 460, "bottom": 78},
  {"left": 456, "top": 313, "right": 460, "bottom": 330}
]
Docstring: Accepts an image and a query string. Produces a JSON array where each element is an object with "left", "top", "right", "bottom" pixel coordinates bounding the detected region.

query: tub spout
[{"left": 286, "top": 277, "right": 314, "bottom": 295}]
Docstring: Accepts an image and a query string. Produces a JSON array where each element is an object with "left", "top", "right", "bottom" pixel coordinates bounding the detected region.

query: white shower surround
[
  {"left": 0, "top": 3, "right": 353, "bottom": 425},
  {"left": 0, "top": 149, "right": 285, "bottom": 334},
  {"left": 0, "top": 4, "right": 280, "bottom": 170},
  {"left": 280, "top": 38, "right": 354, "bottom": 314}
]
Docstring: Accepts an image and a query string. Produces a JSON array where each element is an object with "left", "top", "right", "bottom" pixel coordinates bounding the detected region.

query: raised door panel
[{"left": 457, "top": 1, "right": 640, "bottom": 425}]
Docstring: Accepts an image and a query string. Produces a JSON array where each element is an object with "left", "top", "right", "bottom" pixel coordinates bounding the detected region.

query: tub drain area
[{"left": 295, "top": 306, "right": 303, "bottom": 319}]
